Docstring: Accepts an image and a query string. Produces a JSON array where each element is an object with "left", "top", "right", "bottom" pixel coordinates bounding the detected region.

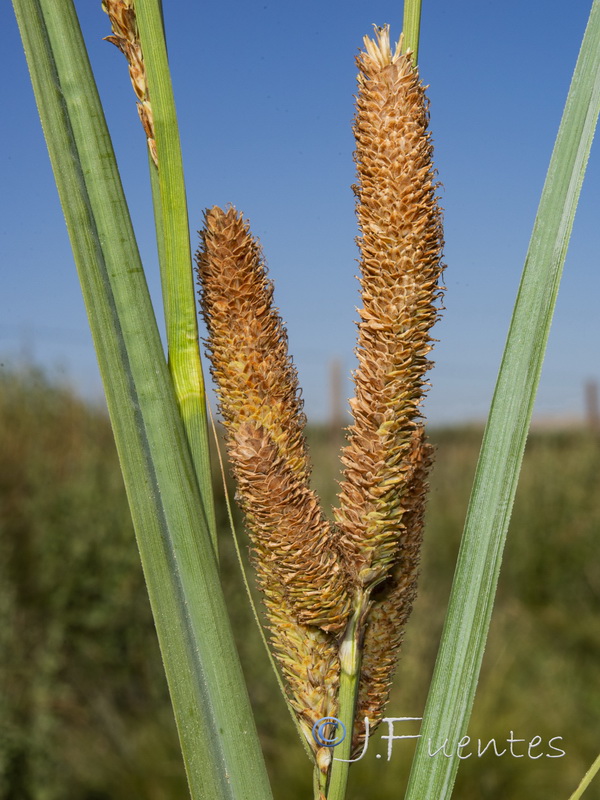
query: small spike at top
[
  {"left": 362, "top": 24, "right": 405, "bottom": 68},
  {"left": 102, "top": 0, "right": 158, "bottom": 167}
]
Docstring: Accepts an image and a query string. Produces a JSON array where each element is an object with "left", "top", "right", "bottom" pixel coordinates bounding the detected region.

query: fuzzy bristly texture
[
  {"left": 334, "top": 26, "right": 445, "bottom": 753},
  {"left": 102, "top": 0, "right": 157, "bottom": 166},
  {"left": 195, "top": 22, "right": 444, "bottom": 777},
  {"left": 195, "top": 207, "right": 351, "bottom": 766}
]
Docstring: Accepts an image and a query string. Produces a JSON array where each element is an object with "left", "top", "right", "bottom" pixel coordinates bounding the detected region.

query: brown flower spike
[
  {"left": 196, "top": 22, "right": 444, "bottom": 779},
  {"left": 102, "top": 0, "right": 158, "bottom": 166},
  {"left": 195, "top": 207, "right": 351, "bottom": 768},
  {"left": 335, "top": 26, "right": 444, "bottom": 751}
]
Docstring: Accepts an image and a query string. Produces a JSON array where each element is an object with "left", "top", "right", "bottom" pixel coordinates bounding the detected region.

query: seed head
[
  {"left": 335, "top": 24, "right": 443, "bottom": 588},
  {"left": 352, "top": 425, "right": 432, "bottom": 753},
  {"left": 335, "top": 24, "right": 444, "bottom": 748},
  {"left": 102, "top": 0, "right": 157, "bottom": 166},
  {"left": 195, "top": 207, "right": 351, "bottom": 761}
]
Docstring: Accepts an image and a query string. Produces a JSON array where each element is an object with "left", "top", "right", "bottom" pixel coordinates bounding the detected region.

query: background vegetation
[{"left": 1, "top": 366, "right": 598, "bottom": 799}]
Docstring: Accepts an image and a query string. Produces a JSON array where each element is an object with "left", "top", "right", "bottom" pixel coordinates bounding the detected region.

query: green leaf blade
[
  {"left": 136, "top": 0, "right": 218, "bottom": 555},
  {"left": 12, "top": 2, "right": 273, "bottom": 798},
  {"left": 404, "top": 2, "right": 600, "bottom": 798}
]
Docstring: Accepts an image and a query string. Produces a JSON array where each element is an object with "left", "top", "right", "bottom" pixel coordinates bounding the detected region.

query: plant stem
[
  {"left": 313, "top": 763, "right": 328, "bottom": 800},
  {"left": 402, "top": 0, "right": 422, "bottom": 63},
  {"left": 135, "top": 0, "right": 218, "bottom": 554},
  {"left": 568, "top": 752, "right": 600, "bottom": 800},
  {"left": 325, "top": 602, "right": 364, "bottom": 800}
]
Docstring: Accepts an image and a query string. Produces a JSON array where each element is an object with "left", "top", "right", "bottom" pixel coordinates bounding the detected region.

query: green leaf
[
  {"left": 135, "top": 0, "right": 218, "bottom": 556},
  {"left": 12, "top": 1, "right": 273, "bottom": 798},
  {"left": 404, "top": 3, "right": 600, "bottom": 798}
]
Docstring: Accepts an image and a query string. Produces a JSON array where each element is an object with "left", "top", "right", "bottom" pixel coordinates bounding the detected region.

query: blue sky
[{"left": 2, "top": 1, "right": 599, "bottom": 424}]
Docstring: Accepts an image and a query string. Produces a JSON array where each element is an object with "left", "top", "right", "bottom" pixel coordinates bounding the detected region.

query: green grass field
[{"left": 1, "top": 368, "right": 598, "bottom": 799}]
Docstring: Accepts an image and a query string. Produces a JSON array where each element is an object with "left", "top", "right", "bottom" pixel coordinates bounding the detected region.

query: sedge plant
[
  {"left": 10, "top": 1, "right": 600, "bottom": 799},
  {"left": 194, "top": 23, "right": 443, "bottom": 800}
]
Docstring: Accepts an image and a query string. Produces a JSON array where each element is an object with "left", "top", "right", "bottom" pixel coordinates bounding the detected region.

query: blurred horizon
[
  {"left": 1, "top": 355, "right": 598, "bottom": 434},
  {"left": 1, "top": 366, "right": 598, "bottom": 799}
]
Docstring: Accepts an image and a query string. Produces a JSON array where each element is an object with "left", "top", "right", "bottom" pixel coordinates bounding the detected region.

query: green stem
[
  {"left": 136, "top": 0, "right": 218, "bottom": 555},
  {"left": 402, "top": 0, "right": 423, "bottom": 64},
  {"left": 313, "top": 763, "right": 328, "bottom": 800},
  {"left": 568, "top": 752, "right": 600, "bottom": 800},
  {"left": 325, "top": 602, "right": 364, "bottom": 800}
]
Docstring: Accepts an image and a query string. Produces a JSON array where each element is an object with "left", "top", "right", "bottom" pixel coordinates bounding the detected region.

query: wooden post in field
[
  {"left": 330, "top": 357, "right": 344, "bottom": 438},
  {"left": 328, "top": 357, "right": 345, "bottom": 487},
  {"left": 584, "top": 379, "right": 600, "bottom": 432}
]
